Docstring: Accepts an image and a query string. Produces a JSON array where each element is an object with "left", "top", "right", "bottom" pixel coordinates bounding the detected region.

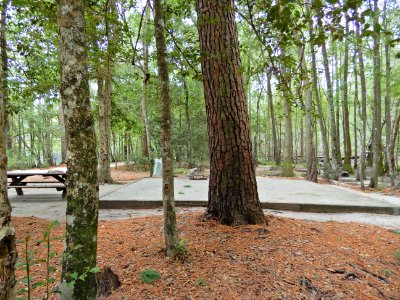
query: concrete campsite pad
[
  {"left": 8, "top": 177, "right": 400, "bottom": 219},
  {"left": 99, "top": 177, "right": 400, "bottom": 215}
]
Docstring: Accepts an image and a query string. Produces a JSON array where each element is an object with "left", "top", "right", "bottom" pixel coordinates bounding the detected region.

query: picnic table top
[{"left": 7, "top": 170, "right": 66, "bottom": 176}]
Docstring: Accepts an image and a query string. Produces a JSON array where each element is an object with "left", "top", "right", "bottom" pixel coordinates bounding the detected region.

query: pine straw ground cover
[{"left": 14, "top": 213, "right": 400, "bottom": 300}]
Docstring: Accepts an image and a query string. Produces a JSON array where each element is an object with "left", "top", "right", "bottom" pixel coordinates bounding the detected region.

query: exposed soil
[{"left": 14, "top": 213, "right": 400, "bottom": 300}]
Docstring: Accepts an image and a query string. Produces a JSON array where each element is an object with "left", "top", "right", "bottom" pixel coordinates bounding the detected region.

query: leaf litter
[{"left": 14, "top": 212, "right": 400, "bottom": 299}]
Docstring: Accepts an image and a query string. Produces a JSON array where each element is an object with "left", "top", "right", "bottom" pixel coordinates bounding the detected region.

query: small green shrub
[
  {"left": 16, "top": 220, "right": 62, "bottom": 300},
  {"left": 389, "top": 229, "right": 400, "bottom": 235},
  {"left": 140, "top": 269, "right": 161, "bottom": 284},
  {"left": 174, "top": 238, "right": 190, "bottom": 261},
  {"left": 183, "top": 185, "right": 192, "bottom": 188}
]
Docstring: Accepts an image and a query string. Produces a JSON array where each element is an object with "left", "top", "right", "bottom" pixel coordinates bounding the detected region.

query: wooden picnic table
[{"left": 7, "top": 170, "right": 67, "bottom": 196}]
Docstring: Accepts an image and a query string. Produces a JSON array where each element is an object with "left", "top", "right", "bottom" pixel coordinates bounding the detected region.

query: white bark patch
[
  {"left": 60, "top": 5, "right": 73, "bottom": 15},
  {"left": 63, "top": 87, "right": 74, "bottom": 96},
  {"left": 58, "top": 279, "right": 74, "bottom": 300},
  {"left": 66, "top": 214, "right": 75, "bottom": 227}
]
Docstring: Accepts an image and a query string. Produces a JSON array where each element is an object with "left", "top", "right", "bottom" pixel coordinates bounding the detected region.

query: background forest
[{"left": 2, "top": 0, "right": 400, "bottom": 188}]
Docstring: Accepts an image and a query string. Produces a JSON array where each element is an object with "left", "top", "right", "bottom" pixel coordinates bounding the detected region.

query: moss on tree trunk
[{"left": 57, "top": 0, "right": 99, "bottom": 298}]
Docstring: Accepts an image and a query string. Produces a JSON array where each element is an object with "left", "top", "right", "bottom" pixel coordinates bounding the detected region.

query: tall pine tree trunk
[
  {"left": 0, "top": 0, "right": 17, "bottom": 297},
  {"left": 196, "top": 0, "right": 265, "bottom": 225},
  {"left": 154, "top": 0, "right": 178, "bottom": 257},
  {"left": 57, "top": 0, "right": 99, "bottom": 298}
]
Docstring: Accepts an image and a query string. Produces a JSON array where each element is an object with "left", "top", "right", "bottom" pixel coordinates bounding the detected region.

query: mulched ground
[{"left": 14, "top": 213, "right": 400, "bottom": 300}]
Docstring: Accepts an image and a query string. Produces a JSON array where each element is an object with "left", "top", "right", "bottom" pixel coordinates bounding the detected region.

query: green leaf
[
  {"left": 49, "top": 219, "right": 60, "bottom": 229},
  {"left": 32, "top": 281, "right": 46, "bottom": 288},
  {"left": 78, "top": 274, "right": 87, "bottom": 281},
  {"left": 70, "top": 272, "right": 78, "bottom": 280},
  {"left": 89, "top": 266, "right": 101, "bottom": 273},
  {"left": 48, "top": 266, "right": 57, "bottom": 272}
]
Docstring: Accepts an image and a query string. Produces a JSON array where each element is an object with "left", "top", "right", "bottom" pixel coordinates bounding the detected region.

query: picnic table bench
[{"left": 7, "top": 170, "right": 67, "bottom": 196}]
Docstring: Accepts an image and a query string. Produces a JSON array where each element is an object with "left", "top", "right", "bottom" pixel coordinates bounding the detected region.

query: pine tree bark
[
  {"left": 57, "top": 0, "right": 99, "bottom": 298},
  {"left": 369, "top": 0, "right": 384, "bottom": 188},
  {"left": 196, "top": 0, "right": 265, "bottom": 225},
  {"left": 0, "top": 0, "right": 17, "bottom": 297},
  {"left": 153, "top": 0, "right": 178, "bottom": 256}
]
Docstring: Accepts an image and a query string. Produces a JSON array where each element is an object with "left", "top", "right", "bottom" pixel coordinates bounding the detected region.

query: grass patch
[{"left": 140, "top": 269, "right": 161, "bottom": 284}]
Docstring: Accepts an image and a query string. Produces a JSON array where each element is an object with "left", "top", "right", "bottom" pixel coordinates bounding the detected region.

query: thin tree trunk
[
  {"left": 353, "top": 56, "right": 358, "bottom": 170},
  {"left": 267, "top": 70, "right": 280, "bottom": 165},
  {"left": 0, "top": 0, "right": 16, "bottom": 297},
  {"left": 44, "top": 113, "right": 53, "bottom": 165},
  {"left": 342, "top": 17, "right": 352, "bottom": 173},
  {"left": 281, "top": 75, "right": 294, "bottom": 177},
  {"left": 99, "top": 0, "right": 116, "bottom": 184},
  {"left": 370, "top": 0, "right": 384, "bottom": 188},
  {"left": 355, "top": 19, "right": 367, "bottom": 189},
  {"left": 308, "top": 11, "right": 330, "bottom": 178},
  {"left": 182, "top": 75, "right": 193, "bottom": 168},
  {"left": 383, "top": 0, "right": 394, "bottom": 186},
  {"left": 141, "top": 2, "right": 153, "bottom": 175},
  {"left": 196, "top": 0, "right": 265, "bottom": 225},
  {"left": 154, "top": 0, "right": 178, "bottom": 256},
  {"left": 318, "top": 13, "right": 339, "bottom": 179},
  {"left": 57, "top": 0, "right": 99, "bottom": 298},
  {"left": 334, "top": 44, "right": 342, "bottom": 166},
  {"left": 298, "top": 43, "right": 317, "bottom": 182}
]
